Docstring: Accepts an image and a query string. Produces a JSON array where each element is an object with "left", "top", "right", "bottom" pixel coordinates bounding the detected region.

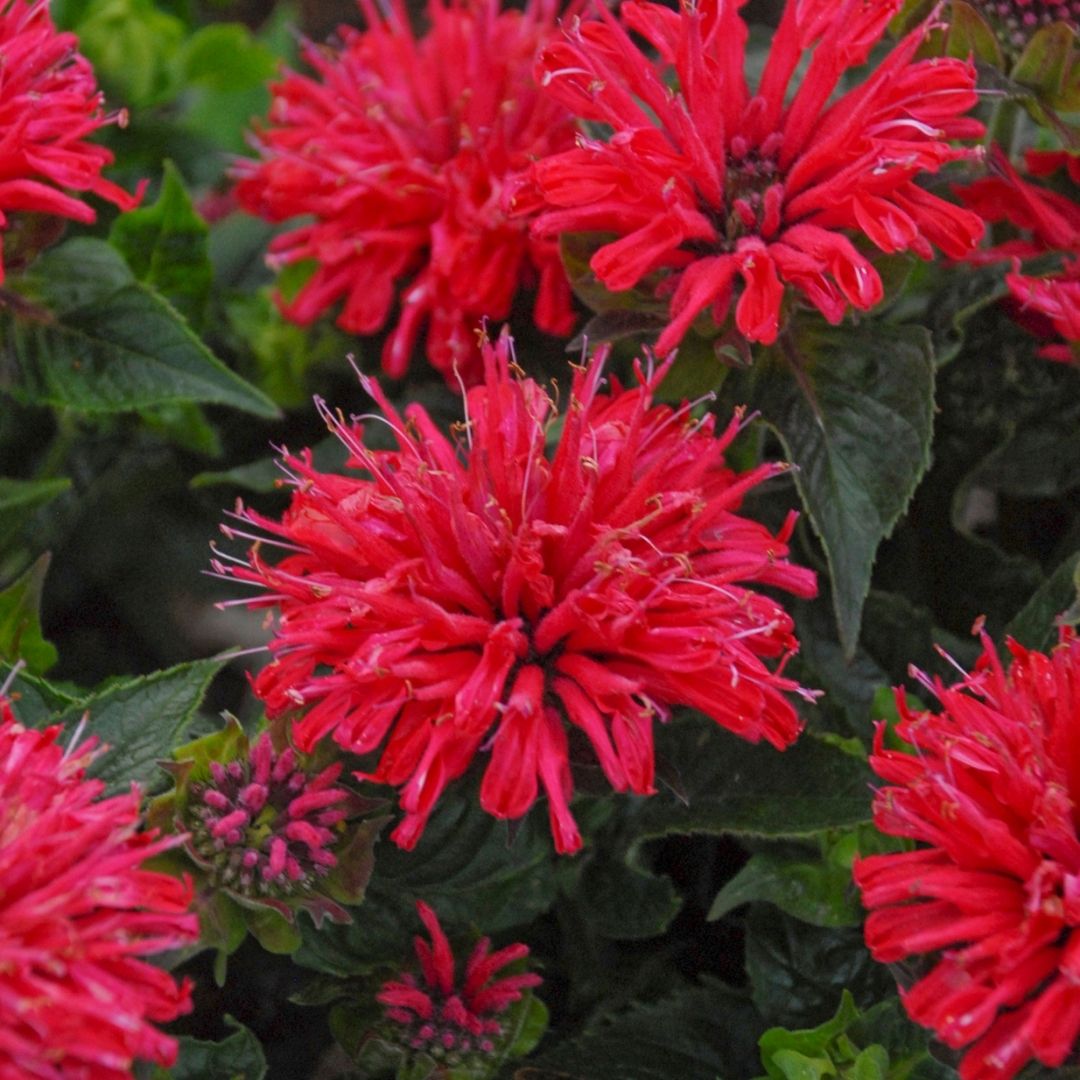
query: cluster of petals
[
  {"left": 515, "top": 0, "right": 985, "bottom": 353},
  {"left": 957, "top": 148, "right": 1080, "bottom": 361},
  {"left": 377, "top": 900, "right": 541, "bottom": 1058},
  {"left": 0, "top": 704, "right": 197, "bottom": 1079},
  {"left": 187, "top": 731, "right": 355, "bottom": 899},
  {"left": 234, "top": 0, "right": 576, "bottom": 384},
  {"left": 0, "top": 0, "right": 142, "bottom": 283},
  {"left": 216, "top": 333, "right": 817, "bottom": 854},
  {"left": 855, "top": 631, "right": 1080, "bottom": 1080}
]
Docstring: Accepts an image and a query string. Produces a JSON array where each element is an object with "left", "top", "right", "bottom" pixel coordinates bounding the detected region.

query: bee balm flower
[
  {"left": 517, "top": 0, "right": 985, "bottom": 353},
  {"left": 0, "top": 0, "right": 142, "bottom": 283},
  {"left": 234, "top": 0, "right": 576, "bottom": 384},
  {"left": 376, "top": 901, "right": 541, "bottom": 1066},
  {"left": 0, "top": 706, "right": 197, "bottom": 1078},
  {"left": 215, "top": 333, "right": 818, "bottom": 854},
  {"left": 856, "top": 632, "right": 1080, "bottom": 1080}
]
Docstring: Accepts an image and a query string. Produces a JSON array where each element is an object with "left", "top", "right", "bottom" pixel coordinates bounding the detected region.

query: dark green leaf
[
  {"left": 746, "top": 907, "right": 895, "bottom": 1029},
  {"left": 295, "top": 790, "right": 559, "bottom": 976},
  {"left": 751, "top": 323, "right": 935, "bottom": 655},
  {"left": 49, "top": 657, "right": 226, "bottom": 795},
  {"left": 0, "top": 554, "right": 57, "bottom": 674},
  {"left": 109, "top": 161, "right": 212, "bottom": 325},
  {"left": 526, "top": 978, "right": 764, "bottom": 1080},
  {"left": 708, "top": 842, "right": 862, "bottom": 929},
  {"left": 0, "top": 664, "right": 79, "bottom": 728},
  {"left": 1007, "top": 551, "right": 1080, "bottom": 650},
  {"left": 576, "top": 844, "right": 683, "bottom": 940},
  {"left": 151, "top": 1015, "right": 267, "bottom": 1080},
  {"left": 3, "top": 239, "right": 278, "bottom": 417},
  {"left": 635, "top": 716, "right": 872, "bottom": 841}
]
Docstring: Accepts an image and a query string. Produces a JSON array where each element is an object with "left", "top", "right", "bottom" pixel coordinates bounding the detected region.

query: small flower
[
  {"left": 516, "top": 0, "right": 984, "bottom": 353},
  {"left": 188, "top": 731, "right": 354, "bottom": 898},
  {"left": 214, "top": 332, "right": 817, "bottom": 854},
  {"left": 0, "top": 0, "right": 142, "bottom": 283},
  {"left": 154, "top": 718, "right": 382, "bottom": 947},
  {"left": 234, "top": 0, "right": 575, "bottom": 384},
  {"left": 376, "top": 901, "right": 541, "bottom": 1065},
  {"left": 0, "top": 705, "right": 197, "bottom": 1078},
  {"left": 956, "top": 148, "right": 1080, "bottom": 361},
  {"left": 855, "top": 631, "right": 1080, "bottom": 1080}
]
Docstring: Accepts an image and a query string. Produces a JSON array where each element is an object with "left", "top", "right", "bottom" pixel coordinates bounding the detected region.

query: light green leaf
[
  {"left": 0, "top": 554, "right": 57, "bottom": 674},
  {"left": 109, "top": 161, "right": 212, "bottom": 325}
]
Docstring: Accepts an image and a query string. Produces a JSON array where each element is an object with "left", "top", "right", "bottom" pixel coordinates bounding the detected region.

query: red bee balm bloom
[
  {"left": 377, "top": 901, "right": 541, "bottom": 1061},
  {"left": 957, "top": 149, "right": 1080, "bottom": 362},
  {"left": 855, "top": 633, "right": 1080, "bottom": 1080},
  {"left": 0, "top": 708, "right": 198, "bottom": 1079},
  {"left": 0, "top": 0, "right": 141, "bottom": 283},
  {"left": 216, "top": 334, "right": 817, "bottom": 853},
  {"left": 517, "top": 0, "right": 985, "bottom": 352},
  {"left": 234, "top": 0, "right": 576, "bottom": 384}
]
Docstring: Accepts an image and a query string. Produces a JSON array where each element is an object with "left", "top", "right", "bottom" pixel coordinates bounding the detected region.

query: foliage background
[{"left": 2, "top": 0, "right": 1079, "bottom": 1078}]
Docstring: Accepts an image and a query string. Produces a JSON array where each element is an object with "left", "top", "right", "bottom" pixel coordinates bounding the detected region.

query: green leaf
[
  {"left": 179, "top": 23, "right": 278, "bottom": 92},
  {"left": 295, "top": 789, "right": 559, "bottom": 976},
  {"left": 576, "top": 844, "right": 683, "bottom": 940},
  {"left": 526, "top": 978, "right": 764, "bottom": 1080},
  {"left": 708, "top": 843, "right": 862, "bottom": 929},
  {"left": 751, "top": 324, "right": 935, "bottom": 656},
  {"left": 1012, "top": 22, "right": 1078, "bottom": 103},
  {"left": 0, "top": 477, "right": 71, "bottom": 516},
  {"left": 3, "top": 239, "right": 278, "bottom": 418},
  {"left": 1007, "top": 551, "right": 1080, "bottom": 650},
  {"left": 759, "top": 991, "right": 861, "bottom": 1080},
  {"left": 746, "top": 908, "right": 895, "bottom": 1030},
  {"left": 109, "top": 161, "right": 212, "bottom": 325},
  {"left": 635, "top": 716, "right": 872, "bottom": 842},
  {"left": 0, "top": 664, "right": 79, "bottom": 728},
  {"left": 50, "top": 657, "right": 226, "bottom": 795},
  {"left": 151, "top": 1015, "right": 267, "bottom": 1080},
  {"left": 72, "top": 0, "right": 186, "bottom": 106},
  {"left": 944, "top": 2, "right": 1003, "bottom": 66},
  {"left": 0, "top": 554, "right": 57, "bottom": 674}
]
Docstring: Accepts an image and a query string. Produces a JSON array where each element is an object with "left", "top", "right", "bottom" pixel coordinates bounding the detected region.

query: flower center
[
  {"left": 970, "top": 0, "right": 1080, "bottom": 51},
  {"left": 188, "top": 738, "right": 345, "bottom": 897},
  {"left": 709, "top": 133, "right": 785, "bottom": 249},
  {"left": 385, "top": 988, "right": 502, "bottom": 1062}
]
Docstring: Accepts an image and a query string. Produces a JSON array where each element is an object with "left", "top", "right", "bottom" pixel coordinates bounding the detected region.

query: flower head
[
  {"left": 151, "top": 717, "right": 382, "bottom": 948},
  {"left": 516, "top": 0, "right": 984, "bottom": 353},
  {"left": 0, "top": 706, "right": 197, "bottom": 1079},
  {"left": 214, "top": 333, "right": 817, "bottom": 854},
  {"left": 377, "top": 900, "right": 541, "bottom": 1064},
  {"left": 234, "top": 0, "right": 576, "bottom": 384},
  {"left": 855, "top": 631, "right": 1080, "bottom": 1080},
  {"left": 0, "top": 0, "right": 142, "bottom": 283},
  {"left": 957, "top": 148, "right": 1080, "bottom": 361}
]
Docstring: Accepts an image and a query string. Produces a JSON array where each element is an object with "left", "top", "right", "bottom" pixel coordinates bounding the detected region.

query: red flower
[
  {"left": 957, "top": 148, "right": 1080, "bottom": 361},
  {"left": 0, "top": 707, "right": 198, "bottom": 1079},
  {"left": 214, "top": 333, "right": 817, "bottom": 854},
  {"left": 234, "top": 0, "right": 575, "bottom": 384},
  {"left": 377, "top": 901, "right": 541, "bottom": 1060},
  {"left": 0, "top": 0, "right": 141, "bottom": 283},
  {"left": 515, "top": 0, "right": 984, "bottom": 353},
  {"left": 855, "top": 632, "right": 1080, "bottom": 1080}
]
